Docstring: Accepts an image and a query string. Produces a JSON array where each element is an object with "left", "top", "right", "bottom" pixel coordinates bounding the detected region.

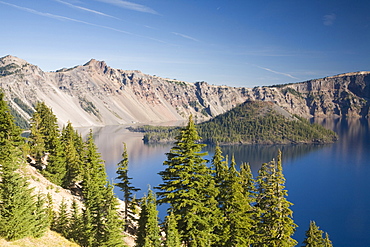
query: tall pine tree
[
  {"left": 80, "top": 130, "right": 108, "bottom": 247},
  {"left": 32, "top": 193, "right": 49, "bottom": 238},
  {"left": 220, "top": 156, "right": 256, "bottom": 246},
  {"left": 115, "top": 142, "right": 140, "bottom": 232},
  {"left": 157, "top": 116, "right": 220, "bottom": 246},
  {"left": 323, "top": 233, "right": 333, "bottom": 247},
  {"left": 28, "top": 102, "right": 66, "bottom": 185},
  {"left": 61, "top": 122, "right": 83, "bottom": 189},
  {"left": 80, "top": 130, "right": 125, "bottom": 247},
  {"left": 97, "top": 183, "right": 126, "bottom": 247},
  {"left": 164, "top": 211, "right": 181, "bottom": 247},
  {"left": 52, "top": 198, "right": 70, "bottom": 237},
  {"left": 136, "top": 188, "right": 161, "bottom": 247},
  {"left": 255, "top": 150, "right": 297, "bottom": 246},
  {"left": 302, "top": 221, "right": 333, "bottom": 247}
]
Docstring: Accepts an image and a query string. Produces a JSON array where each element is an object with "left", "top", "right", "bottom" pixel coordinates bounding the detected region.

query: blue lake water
[{"left": 86, "top": 118, "right": 370, "bottom": 247}]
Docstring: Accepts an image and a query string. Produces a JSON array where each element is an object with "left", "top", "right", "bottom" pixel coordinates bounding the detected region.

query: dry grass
[{"left": 0, "top": 230, "right": 80, "bottom": 247}]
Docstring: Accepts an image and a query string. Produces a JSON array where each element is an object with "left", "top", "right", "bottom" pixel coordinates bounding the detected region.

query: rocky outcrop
[{"left": 0, "top": 55, "right": 369, "bottom": 127}]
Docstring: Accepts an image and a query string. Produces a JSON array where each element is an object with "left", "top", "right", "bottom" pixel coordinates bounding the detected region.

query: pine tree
[
  {"left": 46, "top": 192, "right": 55, "bottom": 226},
  {"left": 81, "top": 206, "right": 95, "bottom": 247},
  {"left": 98, "top": 183, "right": 126, "bottom": 247},
  {"left": 164, "top": 211, "right": 181, "bottom": 247},
  {"left": 302, "top": 221, "right": 333, "bottom": 247},
  {"left": 157, "top": 116, "right": 220, "bottom": 246},
  {"left": 81, "top": 129, "right": 108, "bottom": 218},
  {"left": 28, "top": 111, "right": 46, "bottom": 162},
  {"left": 68, "top": 199, "right": 83, "bottom": 243},
  {"left": 28, "top": 102, "right": 66, "bottom": 186},
  {"left": 136, "top": 188, "right": 161, "bottom": 247},
  {"left": 63, "top": 137, "right": 82, "bottom": 188},
  {"left": 61, "top": 122, "right": 83, "bottom": 189},
  {"left": 32, "top": 193, "right": 49, "bottom": 238},
  {"left": 53, "top": 198, "right": 70, "bottom": 237},
  {"left": 80, "top": 130, "right": 124, "bottom": 247},
  {"left": 224, "top": 157, "right": 255, "bottom": 246},
  {"left": 0, "top": 161, "right": 37, "bottom": 240},
  {"left": 239, "top": 162, "right": 258, "bottom": 244},
  {"left": 239, "top": 162, "right": 256, "bottom": 200},
  {"left": 255, "top": 150, "right": 297, "bottom": 246},
  {"left": 302, "top": 221, "right": 324, "bottom": 247},
  {"left": 115, "top": 142, "right": 140, "bottom": 232},
  {"left": 210, "top": 145, "right": 229, "bottom": 243},
  {"left": 213, "top": 153, "right": 255, "bottom": 246},
  {"left": 323, "top": 233, "right": 333, "bottom": 247},
  {"left": 212, "top": 144, "right": 229, "bottom": 190}
]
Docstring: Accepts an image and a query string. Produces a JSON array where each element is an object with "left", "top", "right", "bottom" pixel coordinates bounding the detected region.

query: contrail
[{"left": 256, "top": 66, "right": 298, "bottom": 79}]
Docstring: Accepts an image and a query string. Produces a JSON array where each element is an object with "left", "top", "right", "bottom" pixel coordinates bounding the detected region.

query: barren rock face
[{"left": 0, "top": 55, "right": 369, "bottom": 127}]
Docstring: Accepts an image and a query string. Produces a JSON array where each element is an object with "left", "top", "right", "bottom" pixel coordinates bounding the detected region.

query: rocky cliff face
[{"left": 0, "top": 55, "right": 369, "bottom": 127}]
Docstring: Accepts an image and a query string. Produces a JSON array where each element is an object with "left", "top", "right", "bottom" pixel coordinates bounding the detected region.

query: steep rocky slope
[
  {"left": 281, "top": 72, "right": 370, "bottom": 117},
  {"left": 0, "top": 55, "right": 369, "bottom": 127}
]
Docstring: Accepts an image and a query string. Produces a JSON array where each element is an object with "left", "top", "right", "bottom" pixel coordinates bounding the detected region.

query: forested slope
[{"left": 197, "top": 101, "right": 338, "bottom": 144}]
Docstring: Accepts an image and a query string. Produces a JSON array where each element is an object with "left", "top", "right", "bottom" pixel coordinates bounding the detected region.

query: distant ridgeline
[{"left": 130, "top": 100, "right": 338, "bottom": 145}]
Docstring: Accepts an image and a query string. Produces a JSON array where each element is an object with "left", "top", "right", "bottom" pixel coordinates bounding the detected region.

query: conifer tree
[
  {"left": 80, "top": 130, "right": 125, "bottom": 247},
  {"left": 46, "top": 192, "right": 55, "bottom": 226},
  {"left": 136, "top": 188, "right": 161, "bottom": 247},
  {"left": 68, "top": 199, "right": 83, "bottom": 243},
  {"left": 302, "top": 221, "right": 324, "bottom": 247},
  {"left": 81, "top": 207, "right": 95, "bottom": 247},
  {"left": 29, "top": 102, "right": 66, "bottom": 185},
  {"left": 81, "top": 129, "right": 108, "bottom": 217},
  {"left": 0, "top": 161, "right": 37, "bottom": 241},
  {"left": 164, "top": 211, "right": 181, "bottom": 247},
  {"left": 53, "top": 198, "right": 70, "bottom": 237},
  {"left": 210, "top": 145, "right": 229, "bottom": 243},
  {"left": 32, "top": 193, "right": 49, "bottom": 238},
  {"left": 302, "top": 221, "right": 333, "bottom": 247},
  {"left": 213, "top": 154, "right": 256, "bottom": 246},
  {"left": 239, "top": 162, "right": 258, "bottom": 244},
  {"left": 223, "top": 157, "right": 255, "bottom": 246},
  {"left": 212, "top": 144, "right": 229, "bottom": 190},
  {"left": 157, "top": 116, "right": 220, "bottom": 246},
  {"left": 28, "top": 112, "right": 46, "bottom": 161},
  {"left": 63, "top": 137, "right": 82, "bottom": 188},
  {"left": 98, "top": 183, "right": 126, "bottom": 247},
  {"left": 323, "top": 233, "right": 333, "bottom": 247},
  {"left": 255, "top": 151, "right": 297, "bottom": 246},
  {"left": 115, "top": 142, "right": 140, "bottom": 232},
  {"left": 239, "top": 162, "right": 256, "bottom": 200},
  {"left": 61, "top": 122, "right": 83, "bottom": 188}
]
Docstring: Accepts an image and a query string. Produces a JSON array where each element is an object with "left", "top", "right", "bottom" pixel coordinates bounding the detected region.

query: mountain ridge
[{"left": 1, "top": 55, "right": 369, "bottom": 128}]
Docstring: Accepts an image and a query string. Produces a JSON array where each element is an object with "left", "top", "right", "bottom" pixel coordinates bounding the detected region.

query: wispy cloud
[
  {"left": 256, "top": 66, "right": 299, "bottom": 79},
  {"left": 94, "top": 0, "right": 158, "bottom": 15},
  {"left": 172, "top": 32, "right": 199, "bottom": 42},
  {"left": 54, "top": 0, "right": 120, "bottom": 20},
  {"left": 0, "top": 1, "right": 79, "bottom": 21},
  {"left": 0, "top": 1, "right": 173, "bottom": 44},
  {"left": 323, "top": 13, "right": 336, "bottom": 26}
]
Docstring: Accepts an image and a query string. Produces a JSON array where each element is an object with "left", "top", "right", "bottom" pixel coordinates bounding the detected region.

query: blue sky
[{"left": 1, "top": 0, "right": 369, "bottom": 87}]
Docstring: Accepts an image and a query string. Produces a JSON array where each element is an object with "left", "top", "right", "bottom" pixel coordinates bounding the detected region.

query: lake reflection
[{"left": 81, "top": 118, "right": 370, "bottom": 247}]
